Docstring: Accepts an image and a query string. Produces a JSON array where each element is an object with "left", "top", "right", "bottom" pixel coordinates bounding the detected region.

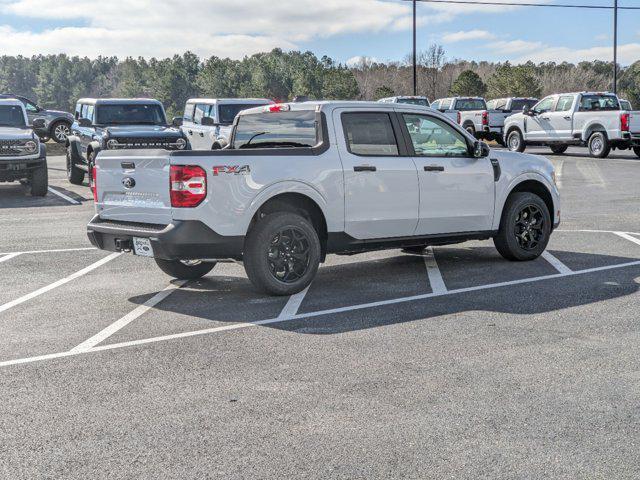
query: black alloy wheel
[
  {"left": 267, "top": 227, "right": 311, "bottom": 284},
  {"left": 513, "top": 204, "right": 544, "bottom": 251}
]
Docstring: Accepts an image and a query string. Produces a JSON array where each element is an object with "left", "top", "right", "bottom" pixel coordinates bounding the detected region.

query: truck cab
[
  {"left": 0, "top": 99, "right": 47, "bottom": 196},
  {"left": 181, "top": 98, "right": 273, "bottom": 150},
  {"left": 66, "top": 98, "right": 188, "bottom": 186}
]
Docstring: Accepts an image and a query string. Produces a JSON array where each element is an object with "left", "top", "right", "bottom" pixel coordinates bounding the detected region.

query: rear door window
[
  {"left": 555, "top": 96, "right": 575, "bottom": 112},
  {"left": 342, "top": 112, "right": 399, "bottom": 156}
]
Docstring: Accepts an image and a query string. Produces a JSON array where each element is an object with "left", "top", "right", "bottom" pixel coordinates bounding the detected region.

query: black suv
[
  {"left": 0, "top": 94, "right": 74, "bottom": 143},
  {"left": 66, "top": 98, "right": 189, "bottom": 185}
]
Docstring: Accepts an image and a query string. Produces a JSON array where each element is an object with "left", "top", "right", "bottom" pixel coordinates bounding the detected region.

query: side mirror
[
  {"left": 78, "top": 117, "right": 92, "bottom": 127},
  {"left": 473, "top": 141, "right": 490, "bottom": 158},
  {"left": 172, "top": 116, "right": 183, "bottom": 127},
  {"left": 32, "top": 118, "right": 46, "bottom": 130},
  {"left": 201, "top": 116, "right": 216, "bottom": 127}
]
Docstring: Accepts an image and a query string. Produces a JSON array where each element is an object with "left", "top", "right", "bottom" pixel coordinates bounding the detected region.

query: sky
[{"left": 0, "top": 0, "right": 638, "bottom": 65}]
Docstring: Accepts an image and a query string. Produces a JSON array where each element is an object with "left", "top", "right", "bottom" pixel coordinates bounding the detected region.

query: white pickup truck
[
  {"left": 87, "top": 101, "right": 560, "bottom": 296},
  {"left": 431, "top": 97, "right": 505, "bottom": 143},
  {"left": 179, "top": 98, "right": 273, "bottom": 150},
  {"left": 504, "top": 92, "right": 640, "bottom": 158},
  {"left": 378, "top": 96, "right": 430, "bottom": 107}
]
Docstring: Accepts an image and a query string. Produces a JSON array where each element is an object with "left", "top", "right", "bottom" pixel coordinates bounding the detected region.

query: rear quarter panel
[{"left": 573, "top": 111, "right": 622, "bottom": 141}]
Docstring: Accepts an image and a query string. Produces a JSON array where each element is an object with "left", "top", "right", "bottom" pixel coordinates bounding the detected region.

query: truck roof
[
  {"left": 185, "top": 98, "right": 273, "bottom": 105},
  {"left": 76, "top": 98, "right": 164, "bottom": 106},
  {"left": 237, "top": 100, "right": 441, "bottom": 118},
  {"left": 0, "top": 98, "right": 25, "bottom": 108}
]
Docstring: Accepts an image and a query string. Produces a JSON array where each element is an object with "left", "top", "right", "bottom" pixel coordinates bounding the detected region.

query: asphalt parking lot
[{"left": 1, "top": 148, "right": 640, "bottom": 478}]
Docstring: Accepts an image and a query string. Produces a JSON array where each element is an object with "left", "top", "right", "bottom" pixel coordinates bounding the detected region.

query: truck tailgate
[
  {"left": 95, "top": 150, "right": 172, "bottom": 225},
  {"left": 629, "top": 111, "right": 640, "bottom": 134}
]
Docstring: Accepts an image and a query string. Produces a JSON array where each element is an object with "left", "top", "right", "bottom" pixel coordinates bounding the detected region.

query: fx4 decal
[{"left": 212, "top": 165, "right": 251, "bottom": 176}]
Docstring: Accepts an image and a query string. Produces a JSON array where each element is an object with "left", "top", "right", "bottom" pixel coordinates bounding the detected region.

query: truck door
[
  {"left": 334, "top": 109, "right": 420, "bottom": 239},
  {"left": 546, "top": 95, "right": 575, "bottom": 140},
  {"left": 526, "top": 96, "right": 556, "bottom": 140},
  {"left": 399, "top": 111, "right": 495, "bottom": 235}
]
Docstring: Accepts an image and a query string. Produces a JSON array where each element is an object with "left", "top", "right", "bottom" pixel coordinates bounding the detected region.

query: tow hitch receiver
[{"left": 114, "top": 238, "right": 133, "bottom": 252}]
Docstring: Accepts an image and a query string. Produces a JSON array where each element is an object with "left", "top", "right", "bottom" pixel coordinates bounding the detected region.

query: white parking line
[
  {"left": 278, "top": 285, "right": 311, "bottom": 319},
  {"left": 70, "top": 280, "right": 188, "bottom": 353},
  {"left": 0, "top": 253, "right": 120, "bottom": 315},
  {"left": 47, "top": 186, "right": 81, "bottom": 205},
  {"left": 3, "top": 257, "right": 640, "bottom": 369},
  {"left": 615, "top": 232, "right": 640, "bottom": 247},
  {"left": 541, "top": 251, "right": 572, "bottom": 274},
  {"left": 0, "top": 247, "right": 96, "bottom": 256},
  {"left": 0, "top": 253, "right": 21, "bottom": 264},
  {"left": 423, "top": 247, "right": 447, "bottom": 294}
]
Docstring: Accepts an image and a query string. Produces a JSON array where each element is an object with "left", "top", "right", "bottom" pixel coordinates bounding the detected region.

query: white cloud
[
  {"left": 0, "top": 0, "right": 416, "bottom": 58},
  {"left": 514, "top": 43, "right": 640, "bottom": 65},
  {"left": 489, "top": 39, "right": 545, "bottom": 55},
  {"left": 346, "top": 56, "right": 380, "bottom": 67},
  {"left": 443, "top": 30, "right": 496, "bottom": 43}
]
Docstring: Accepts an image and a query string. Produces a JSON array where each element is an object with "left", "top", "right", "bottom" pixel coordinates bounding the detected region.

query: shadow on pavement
[{"left": 128, "top": 250, "right": 640, "bottom": 335}]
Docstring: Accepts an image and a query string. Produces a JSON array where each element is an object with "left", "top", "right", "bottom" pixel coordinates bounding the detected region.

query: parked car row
[{"left": 0, "top": 94, "right": 74, "bottom": 144}]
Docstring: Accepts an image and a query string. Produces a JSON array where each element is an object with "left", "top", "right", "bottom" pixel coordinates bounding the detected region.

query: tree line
[{"left": 1, "top": 46, "right": 638, "bottom": 118}]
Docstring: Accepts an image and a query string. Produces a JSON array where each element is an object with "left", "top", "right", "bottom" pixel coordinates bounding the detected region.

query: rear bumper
[
  {"left": 87, "top": 216, "right": 244, "bottom": 261},
  {"left": 0, "top": 156, "right": 46, "bottom": 181}
]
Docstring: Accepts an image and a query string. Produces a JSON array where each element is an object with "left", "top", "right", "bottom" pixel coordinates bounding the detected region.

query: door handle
[
  {"left": 354, "top": 165, "right": 376, "bottom": 172},
  {"left": 563, "top": 116, "right": 572, "bottom": 120},
  {"left": 199, "top": 132, "right": 204, "bottom": 137},
  {"left": 424, "top": 165, "right": 445, "bottom": 172},
  {"left": 188, "top": 130, "right": 193, "bottom": 135}
]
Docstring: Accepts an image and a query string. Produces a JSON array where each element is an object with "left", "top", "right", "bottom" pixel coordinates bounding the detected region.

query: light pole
[
  {"left": 613, "top": 0, "right": 618, "bottom": 94},
  {"left": 413, "top": 0, "right": 417, "bottom": 95}
]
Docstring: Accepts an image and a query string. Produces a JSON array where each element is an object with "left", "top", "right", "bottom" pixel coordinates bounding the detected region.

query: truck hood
[
  {"left": 103, "top": 125, "right": 183, "bottom": 138},
  {"left": 0, "top": 127, "right": 36, "bottom": 141}
]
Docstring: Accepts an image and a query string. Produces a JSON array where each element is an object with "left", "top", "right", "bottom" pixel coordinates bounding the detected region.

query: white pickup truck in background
[
  {"left": 179, "top": 98, "right": 273, "bottom": 150},
  {"left": 504, "top": 92, "right": 640, "bottom": 158},
  {"left": 378, "top": 96, "right": 430, "bottom": 107},
  {"left": 431, "top": 97, "right": 505, "bottom": 143}
]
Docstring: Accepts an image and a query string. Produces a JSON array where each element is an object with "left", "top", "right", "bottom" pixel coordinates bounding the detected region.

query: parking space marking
[
  {"left": 0, "top": 247, "right": 96, "bottom": 256},
  {"left": 3, "top": 256, "right": 640, "bottom": 369},
  {"left": 541, "top": 251, "right": 573, "bottom": 274},
  {"left": 47, "top": 186, "right": 81, "bottom": 205},
  {"left": 70, "top": 280, "right": 188, "bottom": 353},
  {"left": 0, "top": 253, "right": 21, "bottom": 264},
  {"left": 278, "top": 285, "right": 311, "bottom": 319},
  {"left": 423, "top": 247, "right": 447, "bottom": 294},
  {"left": 615, "top": 232, "right": 640, "bottom": 248},
  {"left": 0, "top": 252, "right": 120, "bottom": 315}
]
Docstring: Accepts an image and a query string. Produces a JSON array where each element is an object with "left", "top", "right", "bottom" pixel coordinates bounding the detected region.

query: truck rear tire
[
  {"left": 66, "top": 145, "right": 85, "bottom": 185},
  {"left": 507, "top": 130, "right": 526, "bottom": 153},
  {"left": 30, "top": 163, "right": 48, "bottom": 197},
  {"left": 155, "top": 259, "right": 216, "bottom": 280},
  {"left": 588, "top": 132, "right": 610, "bottom": 158},
  {"left": 494, "top": 192, "right": 551, "bottom": 261},
  {"left": 633, "top": 146, "right": 640, "bottom": 158},
  {"left": 550, "top": 145, "right": 568, "bottom": 155},
  {"left": 243, "top": 212, "right": 321, "bottom": 296}
]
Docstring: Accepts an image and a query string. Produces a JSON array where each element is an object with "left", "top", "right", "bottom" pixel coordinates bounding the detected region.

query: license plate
[{"left": 132, "top": 237, "right": 154, "bottom": 257}]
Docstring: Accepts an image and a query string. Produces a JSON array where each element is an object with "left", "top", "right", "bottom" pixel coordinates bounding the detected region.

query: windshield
[
  {"left": 454, "top": 99, "right": 487, "bottom": 111},
  {"left": 96, "top": 104, "right": 166, "bottom": 125},
  {"left": 397, "top": 98, "right": 430, "bottom": 107},
  {"left": 510, "top": 99, "right": 538, "bottom": 111},
  {"left": 218, "top": 103, "right": 271, "bottom": 125},
  {"left": 579, "top": 95, "right": 620, "bottom": 112},
  {"left": 0, "top": 105, "right": 26, "bottom": 127},
  {"left": 233, "top": 110, "right": 319, "bottom": 149}
]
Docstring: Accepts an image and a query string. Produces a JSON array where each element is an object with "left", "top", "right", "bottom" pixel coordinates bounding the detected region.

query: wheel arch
[
  {"left": 247, "top": 191, "right": 329, "bottom": 260},
  {"left": 501, "top": 179, "right": 555, "bottom": 230},
  {"left": 582, "top": 123, "right": 607, "bottom": 142}
]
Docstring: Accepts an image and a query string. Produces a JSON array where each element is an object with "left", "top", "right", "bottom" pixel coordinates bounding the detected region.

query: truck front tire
[
  {"left": 155, "top": 259, "right": 216, "bottom": 280},
  {"left": 588, "top": 132, "right": 610, "bottom": 158},
  {"left": 243, "top": 212, "right": 321, "bottom": 296},
  {"left": 550, "top": 145, "right": 568, "bottom": 155},
  {"left": 66, "top": 145, "right": 85, "bottom": 185},
  {"left": 494, "top": 192, "right": 551, "bottom": 261},
  {"left": 30, "top": 163, "right": 48, "bottom": 197},
  {"left": 507, "top": 130, "right": 526, "bottom": 153},
  {"left": 51, "top": 120, "right": 71, "bottom": 144}
]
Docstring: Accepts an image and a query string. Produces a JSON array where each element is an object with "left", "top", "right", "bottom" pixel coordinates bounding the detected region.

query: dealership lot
[{"left": 1, "top": 150, "right": 640, "bottom": 478}]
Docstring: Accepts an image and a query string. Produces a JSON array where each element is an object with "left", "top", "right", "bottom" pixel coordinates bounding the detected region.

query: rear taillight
[
  {"left": 170, "top": 165, "right": 207, "bottom": 208},
  {"left": 457, "top": 111, "right": 461, "bottom": 124},
  {"left": 91, "top": 165, "right": 97, "bottom": 202},
  {"left": 621, "top": 112, "right": 630, "bottom": 132},
  {"left": 482, "top": 111, "right": 489, "bottom": 126}
]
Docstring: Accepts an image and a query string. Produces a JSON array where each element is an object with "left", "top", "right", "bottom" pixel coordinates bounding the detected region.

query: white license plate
[{"left": 132, "top": 237, "right": 154, "bottom": 257}]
